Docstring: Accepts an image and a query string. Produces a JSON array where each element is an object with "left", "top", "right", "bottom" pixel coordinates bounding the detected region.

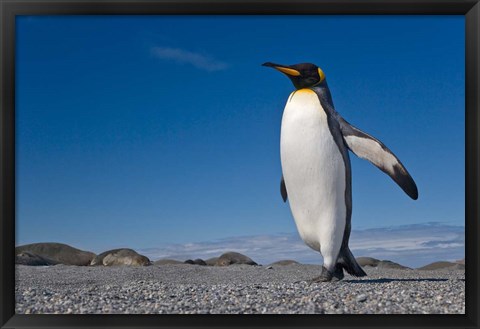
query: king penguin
[{"left": 263, "top": 62, "right": 418, "bottom": 282}]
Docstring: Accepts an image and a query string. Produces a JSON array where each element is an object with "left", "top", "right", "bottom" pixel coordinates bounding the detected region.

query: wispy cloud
[
  {"left": 139, "top": 222, "right": 465, "bottom": 268},
  {"left": 348, "top": 223, "right": 465, "bottom": 267},
  {"left": 151, "top": 46, "right": 229, "bottom": 72}
]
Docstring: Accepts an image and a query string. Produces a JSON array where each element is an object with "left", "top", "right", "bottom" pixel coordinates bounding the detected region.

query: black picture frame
[{"left": 1, "top": 1, "right": 478, "bottom": 328}]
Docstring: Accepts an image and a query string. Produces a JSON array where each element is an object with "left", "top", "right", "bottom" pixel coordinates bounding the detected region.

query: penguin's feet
[
  {"left": 307, "top": 266, "right": 332, "bottom": 283},
  {"left": 308, "top": 265, "right": 344, "bottom": 283},
  {"left": 332, "top": 263, "right": 345, "bottom": 281}
]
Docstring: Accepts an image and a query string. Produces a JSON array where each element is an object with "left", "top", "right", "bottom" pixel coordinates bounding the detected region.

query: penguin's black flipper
[
  {"left": 280, "top": 176, "right": 288, "bottom": 202},
  {"left": 338, "top": 118, "right": 418, "bottom": 200}
]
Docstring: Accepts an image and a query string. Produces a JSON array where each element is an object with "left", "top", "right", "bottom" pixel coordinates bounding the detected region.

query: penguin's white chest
[{"left": 280, "top": 89, "right": 346, "bottom": 252}]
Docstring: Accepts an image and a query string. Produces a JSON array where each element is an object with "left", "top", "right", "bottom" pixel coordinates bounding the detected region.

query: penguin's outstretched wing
[
  {"left": 280, "top": 176, "right": 288, "bottom": 202},
  {"left": 338, "top": 118, "right": 418, "bottom": 200}
]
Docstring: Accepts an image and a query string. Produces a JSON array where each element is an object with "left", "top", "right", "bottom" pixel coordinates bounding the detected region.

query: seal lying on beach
[
  {"left": 268, "top": 260, "right": 300, "bottom": 266},
  {"left": 205, "top": 257, "right": 219, "bottom": 266},
  {"left": 15, "top": 251, "right": 59, "bottom": 266},
  {"left": 90, "top": 248, "right": 151, "bottom": 266},
  {"left": 215, "top": 252, "right": 257, "bottom": 266},
  {"left": 356, "top": 257, "right": 410, "bottom": 270},
  {"left": 15, "top": 243, "right": 95, "bottom": 266}
]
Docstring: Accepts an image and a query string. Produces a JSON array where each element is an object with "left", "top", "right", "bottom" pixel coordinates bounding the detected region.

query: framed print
[{"left": 1, "top": 1, "right": 479, "bottom": 328}]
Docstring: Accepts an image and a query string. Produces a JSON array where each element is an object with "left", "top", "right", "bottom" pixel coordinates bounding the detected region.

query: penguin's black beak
[
  {"left": 262, "top": 62, "right": 277, "bottom": 68},
  {"left": 262, "top": 62, "right": 301, "bottom": 77}
]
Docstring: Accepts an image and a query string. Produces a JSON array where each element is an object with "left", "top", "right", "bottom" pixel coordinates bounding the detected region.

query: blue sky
[{"left": 16, "top": 16, "right": 465, "bottom": 266}]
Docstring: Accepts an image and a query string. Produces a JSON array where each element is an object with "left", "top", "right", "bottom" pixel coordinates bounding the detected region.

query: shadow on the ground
[{"left": 344, "top": 278, "right": 449, "bottom": 283}]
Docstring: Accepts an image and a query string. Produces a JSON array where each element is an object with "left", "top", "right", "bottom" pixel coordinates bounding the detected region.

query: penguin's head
[{"left": 262, "top": 62, "right": 326, "bottom": 89}]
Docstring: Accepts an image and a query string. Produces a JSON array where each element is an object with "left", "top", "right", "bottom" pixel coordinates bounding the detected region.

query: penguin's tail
[{"left": 338, "top": 247, "right": 367, "bottom": 277}]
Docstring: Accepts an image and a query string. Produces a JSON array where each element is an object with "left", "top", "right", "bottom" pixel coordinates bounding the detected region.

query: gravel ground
[{"left": 15, "top": 264, "right": 465, "bottom": 314}]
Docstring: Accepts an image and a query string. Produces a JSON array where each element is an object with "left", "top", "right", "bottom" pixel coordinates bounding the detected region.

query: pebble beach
[{"left": 15, "top": 264, "right": 465, "bottom": 314}]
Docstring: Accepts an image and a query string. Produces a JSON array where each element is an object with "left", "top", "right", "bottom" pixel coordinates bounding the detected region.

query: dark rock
[
  {"left": 184, "top": 259, "right": 207, "bottom": 265},
  {"left": 90, "top": 248, "right": 150, "bottom": 266},
  {"left": 193, "top": 258, "right": 207, "bottom": 266},
  {"left": 215, "top": 252, "right": 257, "bottom": 266},
  {"left": 15, "top": 243, "right": 96, "bottom": 266},
  {"left": 15, "top": 251, "right": 59, "bottom": 266}
]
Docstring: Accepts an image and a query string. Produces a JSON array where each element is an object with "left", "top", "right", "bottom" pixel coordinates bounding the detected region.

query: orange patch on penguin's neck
[
  {"left": 296, "top": 88, "right": 315, "bottom": 94},
  {"left": 288, "top": 88, "right": 316, "bottom": 103}
]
